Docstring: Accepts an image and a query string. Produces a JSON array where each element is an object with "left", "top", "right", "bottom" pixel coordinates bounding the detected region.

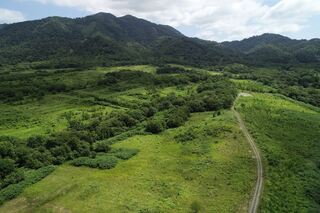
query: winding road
[{"left": 232, "top": 94, "right": 264, "bottom": 213}]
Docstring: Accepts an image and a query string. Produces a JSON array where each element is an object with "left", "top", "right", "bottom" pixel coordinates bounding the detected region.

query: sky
[{"left": 0, "top": 0, "right": 319, "bottom": 41}]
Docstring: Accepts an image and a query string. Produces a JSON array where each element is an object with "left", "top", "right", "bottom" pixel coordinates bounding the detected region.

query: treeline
[
  {"left": 0, "top": 69, "right": 90, "bottom": 103},
  {"left": 219, "top": 64, "right": 320, "bottom": 107}
]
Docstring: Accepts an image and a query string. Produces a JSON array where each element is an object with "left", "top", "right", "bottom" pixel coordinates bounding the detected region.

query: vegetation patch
[
  {"left": 70, "top": 156, "right": 118, "bottom": 169},
  {"left": 237, "top": 93, "right": 320, "bottom": 212},
  {"left": 0, "top": 112, "right": 255, "bottom": 212}
]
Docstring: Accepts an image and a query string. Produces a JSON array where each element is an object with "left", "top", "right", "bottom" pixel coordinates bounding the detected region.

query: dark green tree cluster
[{"left": 224, "top": 65, "right": 320, "bottom": 107}]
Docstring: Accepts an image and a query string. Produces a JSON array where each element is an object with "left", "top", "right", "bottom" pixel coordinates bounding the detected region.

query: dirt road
[{"left": 232, "top": 95, "right": 263, "bottom": 213}]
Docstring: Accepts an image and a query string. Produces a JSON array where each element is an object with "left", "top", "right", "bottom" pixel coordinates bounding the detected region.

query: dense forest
[{"left": 0, "top": 13, "right": 319, "bottom": 68}]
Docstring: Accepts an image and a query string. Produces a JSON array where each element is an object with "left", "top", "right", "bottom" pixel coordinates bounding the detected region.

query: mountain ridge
[{"left": 0, "top": 13, "right": 319, "bottom": 66}]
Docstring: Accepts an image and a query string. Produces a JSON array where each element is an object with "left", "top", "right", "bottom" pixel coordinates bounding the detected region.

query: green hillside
[{"left": 236, "top": 93, "right": 320, "bottom": 212}]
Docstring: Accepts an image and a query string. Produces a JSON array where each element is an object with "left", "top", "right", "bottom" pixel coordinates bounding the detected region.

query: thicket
[{"left": 222, "top": 64, "right": 320, "bottom": 107}]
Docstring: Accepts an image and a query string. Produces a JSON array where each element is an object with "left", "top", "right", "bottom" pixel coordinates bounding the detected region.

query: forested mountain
[
  {"left": 222, "top": 33, "right": 320, "bottom": 64},
  {"left": 0, "top": 13, "right": 319, "bottom": 67},
  {"left": 0, "top": 24, "right": 6, "bottom": 30},
  {"left": 0, "top": 13, "right": 239, "bottom": 67}
]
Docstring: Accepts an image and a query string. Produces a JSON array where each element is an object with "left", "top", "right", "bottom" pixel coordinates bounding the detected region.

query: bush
[
  {"left": 0, "top": 169, "right": 24, "bottom": 190},
  {"left": 145, "top": 120, "right": 165, "bottom": 134},
  {"left": 0, "top": 165, "right": 56, "bottom": 205},
  {"left": 95, "top": 156, "right": 118, "bottom": 169},
  {"left": 0, "top": 158, "right": 15, "bottom": 179},
  {"left": 165, "top": 106, "right": 190, "bottom": 128},
  {"left": 174, "top": 130, "right": 196, "bottom": 143},
  {"left": 26, "top": 135, "right": 46, "bottom": 148},
  {"left": 70, "top": 156, "right": 118, "bottom": 169},
  {"left": 188, "top": 99, "right": 205, "bottom": 112},
  {"left": 144, "top": 107, "right": 157, "bottom": 117},
  {"left": 70, "top": 157, "right": 93, "bottom": 167},
  {"left": 0, "top": 141, "right": 15, "bottom": 158},
  {"left": 94, "top": 142, "right": 111, "bottom": 153}
]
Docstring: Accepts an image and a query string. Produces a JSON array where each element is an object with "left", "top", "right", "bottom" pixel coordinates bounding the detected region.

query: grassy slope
[
  {"left": 236, "top": 93, "right": 320, "bottom": 212},
  {"left": 0, "top": 111, "right": 255, "bottom": 213}
]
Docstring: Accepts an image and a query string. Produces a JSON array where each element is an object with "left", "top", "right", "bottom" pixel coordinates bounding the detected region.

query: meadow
[
  {"left": 1, "top": 64, "right": 319, "bottom": 212},
  {"left": 0, "top": 64, "right": 258, "bottom": 212},
  {"left": 0, "top": 111, "right": 255, "bottom": 213}
]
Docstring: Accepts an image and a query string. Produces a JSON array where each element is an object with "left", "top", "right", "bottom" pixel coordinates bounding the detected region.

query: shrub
[
  {"left": 70, "top": 156, "right": 118, "bottom": 169},
  {"left": 70, "top": 157, "right": 93, "bottom": 167},
  {"left": 0, "top": 169, "right": 24, "bottom": 190},
  {"left": 95, "top": 156, "right": 118, "bottom": 169},
  {"left": 165, "top": 106, "right": 190, "bottom": 128},
  {"left": 144, "top": 107, "right": 157, "bottom": 117},
  {"left": 0, "top": 165, "right": 56, "bottom": 205},
  {"left": 0, "top": 141, "right": 15, "bottom": 158},
  {"left": 174, "top": 130, "right": 196, "bottom": 143},
  {"left": 145, "top": 120, "right": 165, "bottom": 134},
  {"left": 26, "top": 135, "right": 46, "bottom": 148},
  {"left": 0, "top": 158, "right": 15, "bottom": 179},
  {"left": 94, "top": 141, "right": 111, "bottom": 153},
  {"left": 188, "top": 99, "right": 205, "bottom": 112}
]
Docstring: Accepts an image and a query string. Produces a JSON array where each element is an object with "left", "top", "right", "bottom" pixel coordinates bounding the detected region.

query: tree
[
  {"left": 146, "top": 120, "right": 165, "bottom": 134},
  {"left": 0, "top": 141, "right": 15, "bottom": 158},
  {"left": 0, "top": 158, "right": 15, "bottom": 178}
]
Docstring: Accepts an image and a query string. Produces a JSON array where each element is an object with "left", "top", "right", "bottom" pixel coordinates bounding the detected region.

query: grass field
[
  {"left": 236, "top": 93, "right": 320, "bottom": 212},
  {"left": 0, "top": 111, "right": 255, "bottom": 213}
]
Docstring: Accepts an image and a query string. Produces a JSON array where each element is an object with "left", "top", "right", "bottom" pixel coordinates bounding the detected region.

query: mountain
[
  {"left": 222, "top": 33, "right": 320, "bottom": 64},
  {"left": 0, "top": 24, "right": 6, "bottom": 30},
  {"left": 222, "top": 33, "right": 293, "bottom": 53},
  {"left": 0, "top": 13, "right": 319, "bottom": 67},
  {"left": 0, "top": 13, "right": 240, "bottom": 67}
]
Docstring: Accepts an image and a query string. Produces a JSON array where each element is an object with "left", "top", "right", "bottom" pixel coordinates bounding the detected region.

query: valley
[{"left": 0, "top": 11, "right": 319, "bottom": 213}]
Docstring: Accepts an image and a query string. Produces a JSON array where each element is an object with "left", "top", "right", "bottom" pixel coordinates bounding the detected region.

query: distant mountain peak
[{"left": 90, "top": 12, "right": 116, "bottom": 17}]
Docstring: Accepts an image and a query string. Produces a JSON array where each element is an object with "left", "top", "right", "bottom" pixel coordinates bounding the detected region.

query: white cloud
[
  {"left": 31, "top": 0, "right": 320, "bottom": 41},
  {"left": 0, "top": 8, "right": 25, "bottom": 24}
]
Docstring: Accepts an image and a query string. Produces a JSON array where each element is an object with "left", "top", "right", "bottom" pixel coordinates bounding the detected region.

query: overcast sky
[{"left": 0, "top": 0, "right": 319, "bottom": 41}]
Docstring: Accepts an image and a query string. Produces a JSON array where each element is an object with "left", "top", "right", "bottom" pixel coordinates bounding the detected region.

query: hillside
[
  {"left": 1, "top": 13, "right": 319, "bottom": 67},
  {"left": 222, "top": 33, "right": 320, "bottom": 64},
  {"left": 0, "top": 13, "right": 239, "bottom": 67}
]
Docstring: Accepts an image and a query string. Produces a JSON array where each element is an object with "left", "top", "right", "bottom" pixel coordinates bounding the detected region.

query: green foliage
[
  {"left": 0, "top": 165, "right": 56, "bottom": 205},
  {"left": 228, "top": 66, "right": 320, "bottom": 107},
  {"left": 0, "top": 159, "right": 15, "bottom": 179},
  {"left": 174, "top": 129, "right": 196, "bottom": 143},
  {"left": 94, "top": 142, "right": 111, "bottom": 153},
  {"left": 222, "top": 33, "right": 320, "bottom": 65},
  {"left": 165, "top": 106, "right": 190, "bottom": 128},
  {"left": 70, "top": 156, "right": 118, "bottom": 169},
  {"left": 0, "top": 111, "right": 255, "bottom": 212},
  {"left": 237, "top": 94, "right": 320, "bottom": 212},
  {"left": 145, "top": 120, "right": 165, "bottom": 134},
  {"left": 0, "top": 64, "right": 239, "bottom": 207},
  {"left": 0, "top": 169, "right": 24, "bottom": 190}
]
